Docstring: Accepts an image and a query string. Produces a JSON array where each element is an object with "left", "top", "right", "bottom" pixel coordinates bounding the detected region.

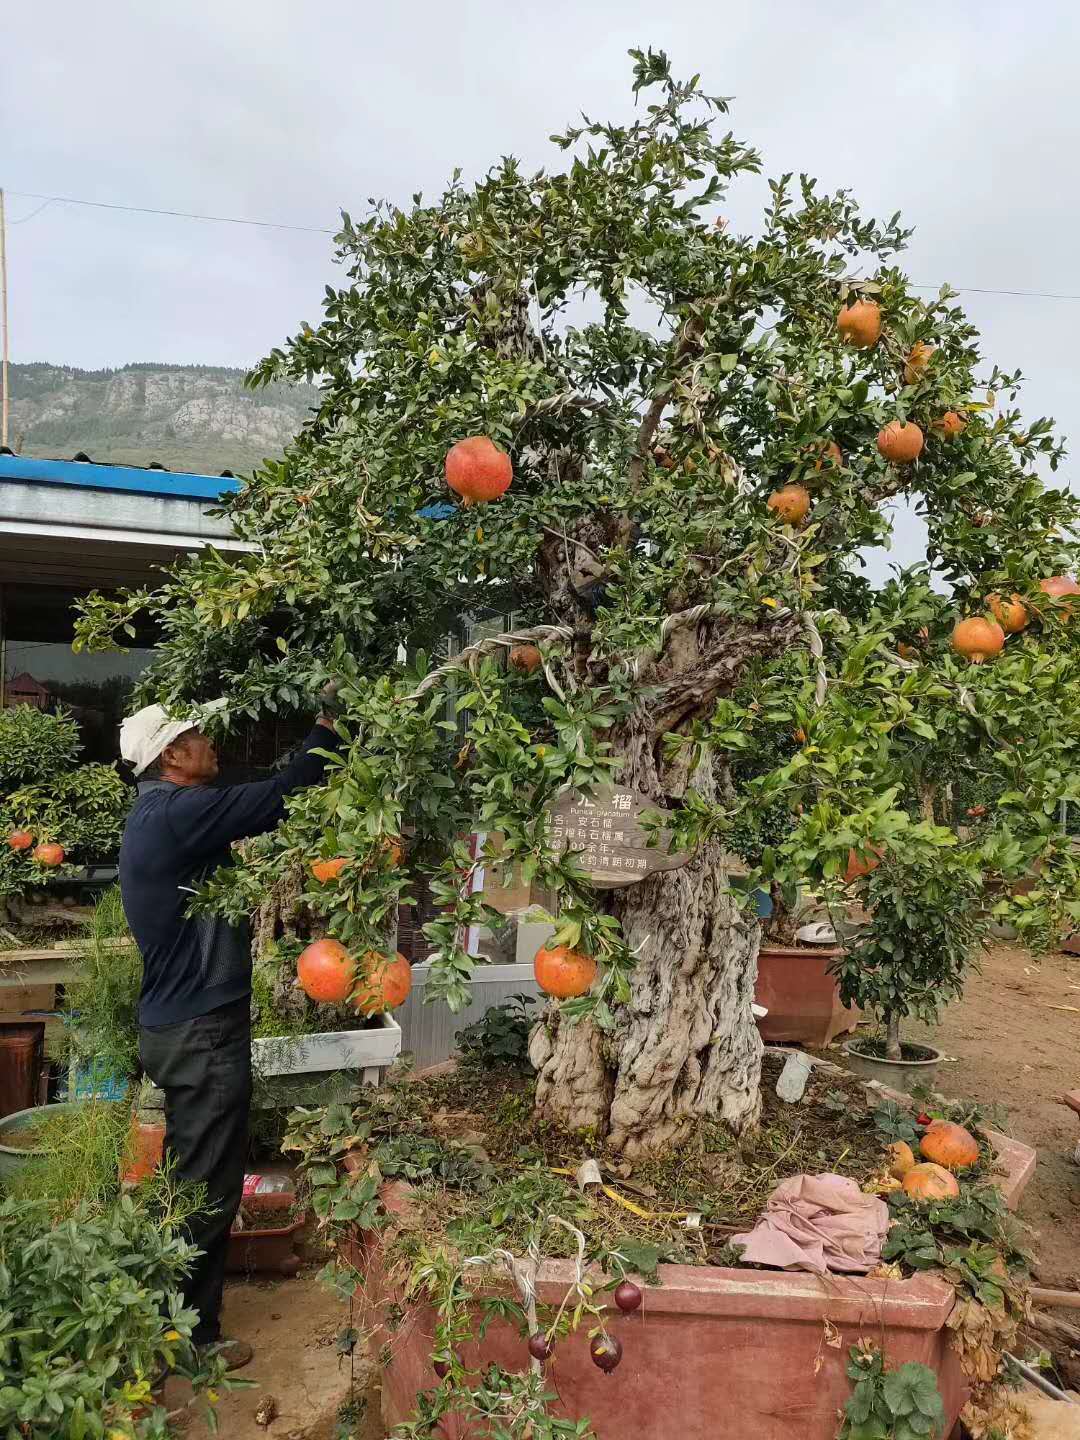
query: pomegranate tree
[{"left": 75, "top": 50, "right": 1080, "bottom": 1161}]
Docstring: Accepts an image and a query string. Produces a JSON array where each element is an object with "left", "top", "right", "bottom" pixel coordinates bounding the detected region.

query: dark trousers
[{"left": 139, "top": 997, "right": 252, "bottom": 1344}]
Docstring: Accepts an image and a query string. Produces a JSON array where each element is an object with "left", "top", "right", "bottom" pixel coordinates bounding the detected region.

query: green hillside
[{"left": 7, "top": 362, "right": 320, "bottom": 476}]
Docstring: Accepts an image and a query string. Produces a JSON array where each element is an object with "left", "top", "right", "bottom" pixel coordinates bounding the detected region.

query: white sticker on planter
[{"left": 251, "top": 1012, "right": 402, "bottom": 1078}]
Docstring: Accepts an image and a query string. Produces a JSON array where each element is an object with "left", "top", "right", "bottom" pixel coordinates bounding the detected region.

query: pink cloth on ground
[{"left": 731, "top": 1173, "right": 890, "bottom": 1275}]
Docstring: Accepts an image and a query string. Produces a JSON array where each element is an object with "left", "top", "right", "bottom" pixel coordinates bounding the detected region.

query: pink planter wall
[
  {"left": 349, "top": 1212, "right": 961, "bottom": 1440},
  {"left": 345, "top": 1121, "right": 1035, "bottom": 1440}
]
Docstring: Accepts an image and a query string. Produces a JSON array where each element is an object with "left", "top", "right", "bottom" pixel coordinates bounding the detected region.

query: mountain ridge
[{"left": 6, "top": 361, "right": 319, "bottom": 476}]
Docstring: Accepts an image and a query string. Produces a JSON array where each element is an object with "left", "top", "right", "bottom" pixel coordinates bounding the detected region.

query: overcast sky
[{"left": 6, "top": 1, "right": 1080, "bottom": 570}]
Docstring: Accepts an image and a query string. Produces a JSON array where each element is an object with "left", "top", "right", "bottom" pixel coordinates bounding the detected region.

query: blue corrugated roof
[{"left": 0, "top": 454, "right": 242, "bottom": 501}]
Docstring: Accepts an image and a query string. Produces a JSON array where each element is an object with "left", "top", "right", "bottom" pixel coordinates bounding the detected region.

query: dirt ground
[
  {"left": 191, "top": 941, "right": 1080, "bottom": 1436},
  {"left": 908, "top": 941, "right": 1080, "bottom": 1281}
]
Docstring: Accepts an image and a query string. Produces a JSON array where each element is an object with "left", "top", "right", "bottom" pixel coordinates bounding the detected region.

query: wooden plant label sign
[{"left": 546, "top": 785, "right": 690, "bottom": 888}]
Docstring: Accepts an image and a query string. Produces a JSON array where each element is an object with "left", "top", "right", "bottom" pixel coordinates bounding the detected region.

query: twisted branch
[
  {"left": 802, "top": 612, "right": 828, "bottom": 709},
  {"left": 407, "top": 625, "right": 574, "bottom": 703}
]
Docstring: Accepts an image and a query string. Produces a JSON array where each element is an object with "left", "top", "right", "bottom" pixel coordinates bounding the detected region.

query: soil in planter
[
  {"left": 347, "top": 1055, "right": 904, "bottom": 1267},
  {"left": 848, "top": 1038, "right": 939, "bottom": 1064},
  {"left": 0, "top": 1119, "right": 48, "bottom": 1149}
]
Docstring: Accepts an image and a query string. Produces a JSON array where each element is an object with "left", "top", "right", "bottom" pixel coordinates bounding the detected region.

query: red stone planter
[
  {"left": 755, "top": 944, "right": 859, "bottom": 1047},
  {"left": 226, "top": 1193, "right": 306, "bottom": 1276},
  {"left": 343, "top": 1123, "right": 1035, "bottom": 1440}
]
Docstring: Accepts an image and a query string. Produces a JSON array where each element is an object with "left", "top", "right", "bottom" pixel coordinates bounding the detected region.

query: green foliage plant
[
  {"left": 0, "top": 1191, "right": 237, "bottom": 1439},
  {"left": 0, "top": 707, "right": 130, "bottom": 907}
]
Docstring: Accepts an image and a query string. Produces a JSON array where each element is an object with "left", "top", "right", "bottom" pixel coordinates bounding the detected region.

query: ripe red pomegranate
[
  {"left": 311, "top": 857, "right": 348, "bottom": 884},
  {"left": 951, "top": 617, "right": 1005, "bottom": 664},
  {"left": 528, "top": 1333, "right": 551, "bottom": 1361},
  {"left": 877, "top": 421, "right": 924, "bottom": 464},
  {"left": 936, "top": 410, "right": 966, "bottom": 437},
  {"left": 353, "top": 951, "right": 413, "bottom": 1015},
  {"left": 614, "top": 1280, "right": 642, "bottom": 1313},
  {"left": 6, "top": 830, "right": 33, "bottom": 852},
  {"left": 1039, "top": 576, "right": 1080, "bottom": 616},
  {"left": 903, "top": 341, "right": 935, "bottom": 385},
  {"left": 509, "top": 643, "right": 542, "bottom": 676},
  {"left": 32, "top": 842, "right": 65, "bottom": 867},
  {"left": 988, "top": 594, "right": 1029, "bottom": 634},
  {"left": 766, "top": 484, "right": 811, "bottom": 526},
  {"left": 814, "top": 440, "right": 843, "bottom": 470},
  {"left": 445, "top": 436, "right": 512, "bottom": 504},
  {"left": 844, "top": 846, "right": 883, "bottom": 884},
  {"left": 297, "top": 939, "right": 356, "bottom": 1004},
  {"left": 836, "top": 299, "right": 881, "bottom": 348},
  {"left": 534, "top": 943, "right": 596, "bottom": 999},
  {"left": 590, "top": 1333, "right": 623, "bottom": 1374}
]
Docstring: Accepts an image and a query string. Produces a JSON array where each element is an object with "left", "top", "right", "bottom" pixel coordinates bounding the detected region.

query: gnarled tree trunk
[
  {"left": 529, "top": 690, "right": 774, "bottom": 1157},
  {"left": 529, "top": 842, "right": 762, "bottom": 1157}
]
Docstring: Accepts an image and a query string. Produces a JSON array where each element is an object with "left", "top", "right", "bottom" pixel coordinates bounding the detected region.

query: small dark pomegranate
[
  {"left": 433, "top": 1358, "right": 451, "bottom": 1380},
  {"left": 590, "top": 1333, "right": 623, "bottom": 1374},
  {"left": 528, "top": 1333, "right": 551, "bottom": 1362},
  {"left": 613, "top": 1281, "right": 642, "bottom": 1314},
  {"left": 916, "top": 1113, "right": 932, "bottom": 1127}
]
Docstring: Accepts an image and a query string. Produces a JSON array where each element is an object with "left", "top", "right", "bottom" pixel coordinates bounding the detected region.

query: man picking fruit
[{"left": 118, "top": 687, "right": 341, "bottom": 1367}]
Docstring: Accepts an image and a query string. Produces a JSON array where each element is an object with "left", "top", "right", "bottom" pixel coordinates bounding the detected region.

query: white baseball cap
[{"left": 120, "top": 699, "right": 227, "bottom": 776}]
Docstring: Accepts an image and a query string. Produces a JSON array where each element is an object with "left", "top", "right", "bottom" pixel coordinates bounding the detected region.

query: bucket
[{"left": 0, "top": 1025, "right": 45, "bottom": 1121}]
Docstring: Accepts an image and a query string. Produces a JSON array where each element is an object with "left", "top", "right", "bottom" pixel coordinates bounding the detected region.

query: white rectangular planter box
[
  {"left": 251, "top": 1012, "right": 401, "bottom": 1080},
  {"left": 395, "top": 962, "right": 541, "bottom": 1070}
]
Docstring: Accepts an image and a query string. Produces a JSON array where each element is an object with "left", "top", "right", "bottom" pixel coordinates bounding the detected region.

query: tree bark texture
[
  {"left": 529, "top": 677, "right": 780, "bottom": 1156},
  {"left": 530, "top": 842, "right": 763, "bottom": 1157}
]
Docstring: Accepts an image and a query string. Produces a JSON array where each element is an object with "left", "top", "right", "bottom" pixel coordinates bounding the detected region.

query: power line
[
  {"left": 7, "top": 187, "right": 1080, "bottom": 301},
  {"left": 5, "top": 189, "right": 336, "bottom": 235},
  {"left": 909, "top": 283, "right": 1080, "bottom": 302}
]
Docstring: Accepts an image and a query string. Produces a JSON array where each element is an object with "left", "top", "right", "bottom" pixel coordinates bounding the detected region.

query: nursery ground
[{"left": 906, "top": 940, "right": 1080, "bottom": 1283}]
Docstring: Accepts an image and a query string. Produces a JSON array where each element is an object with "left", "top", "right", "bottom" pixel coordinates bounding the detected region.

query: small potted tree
[
  {"left": 835, "top": 850, "right": 982, "bottom": 1093},
  {"left": 0, "top": 706, "right": 129, "bottom": 923}
]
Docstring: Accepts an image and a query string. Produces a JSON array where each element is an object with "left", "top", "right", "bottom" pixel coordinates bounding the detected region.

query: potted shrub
[
  {"left": 0, "top": 705, "right": 129, "bottom": 921},
  {"left": 0, "top": 1189, "right": 238, "bottom": 1436},
  {"left": 835, "top": 852, "right": 983, "bottom": 1093},
  {"left": 75, "top": 49, "right": 1079, "bottom": 1439}
]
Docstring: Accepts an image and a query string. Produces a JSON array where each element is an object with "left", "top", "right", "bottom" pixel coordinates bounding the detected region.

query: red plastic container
[{"left": 754, "top": 945, "right": 858, "bottom": 1047}]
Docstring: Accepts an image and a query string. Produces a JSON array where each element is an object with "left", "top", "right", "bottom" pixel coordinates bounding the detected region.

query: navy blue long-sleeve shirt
[{"left": 120, "top": 725, "right": 340, "bottom": 1027}]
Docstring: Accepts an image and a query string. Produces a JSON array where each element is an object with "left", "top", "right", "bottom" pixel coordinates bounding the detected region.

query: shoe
[{"left": 199, "top": 1336, "right": 254, "bottom": 1371}]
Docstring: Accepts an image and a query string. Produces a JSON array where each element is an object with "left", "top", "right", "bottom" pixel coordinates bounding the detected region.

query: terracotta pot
[
  {"left": 343, "top": 1117, "right": 1034, "bottom": 1440},
  {"left": 754, "top": 945, "right": 858, "bottom": 1047},
  {"left": 227, "top": 1193, "right": 306, "bottom": 1276},
  {"left": 122, "top": 1117, "right": 165, "bottom": 1183}
]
